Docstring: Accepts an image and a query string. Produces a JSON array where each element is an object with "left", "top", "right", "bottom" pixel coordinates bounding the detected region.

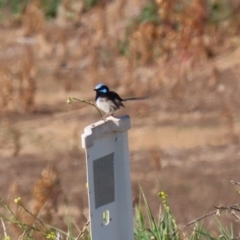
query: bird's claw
[{"left": 101, "top": 117, "right": 107, "bottom": 122}]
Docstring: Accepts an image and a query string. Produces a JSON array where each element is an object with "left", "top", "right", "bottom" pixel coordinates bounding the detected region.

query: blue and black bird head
[{"left": 94, "top": 83, "right": 110, "bottom": 100}]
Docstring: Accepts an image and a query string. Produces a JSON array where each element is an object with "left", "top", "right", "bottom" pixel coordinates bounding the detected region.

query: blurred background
[{"left": 1, "top": 0, "right": 240, "bottom": 237}]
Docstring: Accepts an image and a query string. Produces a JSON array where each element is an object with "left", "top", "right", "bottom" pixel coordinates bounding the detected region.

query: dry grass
[
  {"left": 0, "top": 0, "right": 240, "bottom": 238},
  {"left": 0, "top": 44, "right": 35, "bottom": 113}
]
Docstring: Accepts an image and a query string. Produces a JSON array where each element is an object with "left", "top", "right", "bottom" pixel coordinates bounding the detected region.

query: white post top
[{"left": 82, "top": 115, "right": 131, "bottom": 149}]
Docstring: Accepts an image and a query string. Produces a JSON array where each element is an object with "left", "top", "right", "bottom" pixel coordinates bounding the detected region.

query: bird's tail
[{"left": 122, "top": 96, "right": 149, "bottom": 101}]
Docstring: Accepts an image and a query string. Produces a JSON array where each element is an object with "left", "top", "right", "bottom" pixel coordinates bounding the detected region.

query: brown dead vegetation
[{"left": 1, "top": 0, "right": 240, "bottom": 237}]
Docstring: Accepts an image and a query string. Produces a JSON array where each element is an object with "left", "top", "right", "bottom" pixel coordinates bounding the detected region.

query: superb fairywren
[{"left": 94, "top": 83, "right": 148, "bottom": 119}]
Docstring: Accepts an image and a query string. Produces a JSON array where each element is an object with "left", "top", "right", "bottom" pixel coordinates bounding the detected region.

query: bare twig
[
  {"left": 231, "top": 211, "right": 240, "bottom": 222},
  {"left": 214, "top": 204, "right": 240, "bottom": 221},
  {"left": 170, "top": 210, "right": 217, "bottom": 236},
  {"left": 170, "top": 203, "right": 240, "bottom": 236},
  {"left": 0, "top": 198, "right": 32, "bottom": 238},
  {"left": 214, "top": 204, "right": 240, "bottom": 212},
  {"left": 231, "top": 180, "right": 240, "bottom": 185},
  {"left": 1, "top": 218, "right": 7, "bottom": 238},
  {"left": 67, "top": 97, "right": 103, "bottom": 119},
  {"left": 17, "top": 201, "right": 49, "bottom": 232},
  {"left": 76, "top": 219, "right": 90, "bottom": 240}
]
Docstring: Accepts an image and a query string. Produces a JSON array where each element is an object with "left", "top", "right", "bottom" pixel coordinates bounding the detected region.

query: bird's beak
[{"left": 93, "top": 89, "right": 96, "bottom": 91}]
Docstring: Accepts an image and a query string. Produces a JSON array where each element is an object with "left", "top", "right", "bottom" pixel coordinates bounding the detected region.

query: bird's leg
[
  {"left": 102, "top": 112, "right": 109, "bottom": 121},
  {"left": 102, "top": 110, "right": 116, "bottom": 121}
]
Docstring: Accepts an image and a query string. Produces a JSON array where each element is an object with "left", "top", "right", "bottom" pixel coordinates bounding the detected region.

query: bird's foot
[
  {"left": 101, "top": 117, "right": 107, "bottom": 122},
  {"left": 101, "top": 113, "right": 109, "bottom": 122}
]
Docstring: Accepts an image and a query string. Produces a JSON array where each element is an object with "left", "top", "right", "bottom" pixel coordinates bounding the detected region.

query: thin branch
[
  {"left": 0, "top": 198, "right": 32, "bottom": 238},
  {"left": 231, "top": 180, "right": 240, "bottom": 185},
  {"left": 170, "top": 203, "right": 240, "bottom": 236},
  {"left": 170, "top": 210, "right": 217, "bottom": 236},
  {"left": 1, "top": 218, "right": 7, "bottom": 237},
  {"left": 231, "top": 206, "right": 240, "bottom": 212},
  {"left": 214, "top": 204, "right": 240, "bottom": 211},
  {"left": 18, "top": 201, "right": 49, "bottom": 232},
  {"left": 231, "top": 211, "right": 240, "bottom": 222},
  {"left": 76, "top": 219, "right": 90, "bottom": 240},
  {"left": 214, "top": 204, "right": 240, "bottom": 221},
  {"left": 67, "top": 97, "right": 103, "bottom": 119}
]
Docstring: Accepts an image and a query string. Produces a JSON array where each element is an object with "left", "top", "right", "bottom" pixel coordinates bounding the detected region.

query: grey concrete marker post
[{"left": 81, "top": 115, "right": 134, "bottom": 240}]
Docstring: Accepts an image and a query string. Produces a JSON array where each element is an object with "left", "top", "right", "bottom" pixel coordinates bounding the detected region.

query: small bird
[{"left": 94, "top": 83, "right": 148, "bottom": 119}]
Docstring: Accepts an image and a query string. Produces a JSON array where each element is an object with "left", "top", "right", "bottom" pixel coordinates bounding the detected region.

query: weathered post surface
[{"left": 81, "top": 115, "right": 134, "bottom": 240}]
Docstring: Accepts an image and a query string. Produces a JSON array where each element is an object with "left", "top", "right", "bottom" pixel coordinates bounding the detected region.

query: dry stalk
[
  {"left": 67, "top": 97, "right": 103, "bottom": 119},
  {"left": 76, "top": 219, "right": 90, "bottom": 240},
  {"left": 22, "top": 0, "right": 45, "bottom": 37},
  {"left": 32, "top": 164, "right": 61, "bottom": 221},
  {"left": 0, "top": 44, "right": 36, "bottom": 113}
]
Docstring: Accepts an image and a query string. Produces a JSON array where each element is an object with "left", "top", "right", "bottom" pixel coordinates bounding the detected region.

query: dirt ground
[{"left": 1, "top": 2, "right": 240, "bottom": 237}]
